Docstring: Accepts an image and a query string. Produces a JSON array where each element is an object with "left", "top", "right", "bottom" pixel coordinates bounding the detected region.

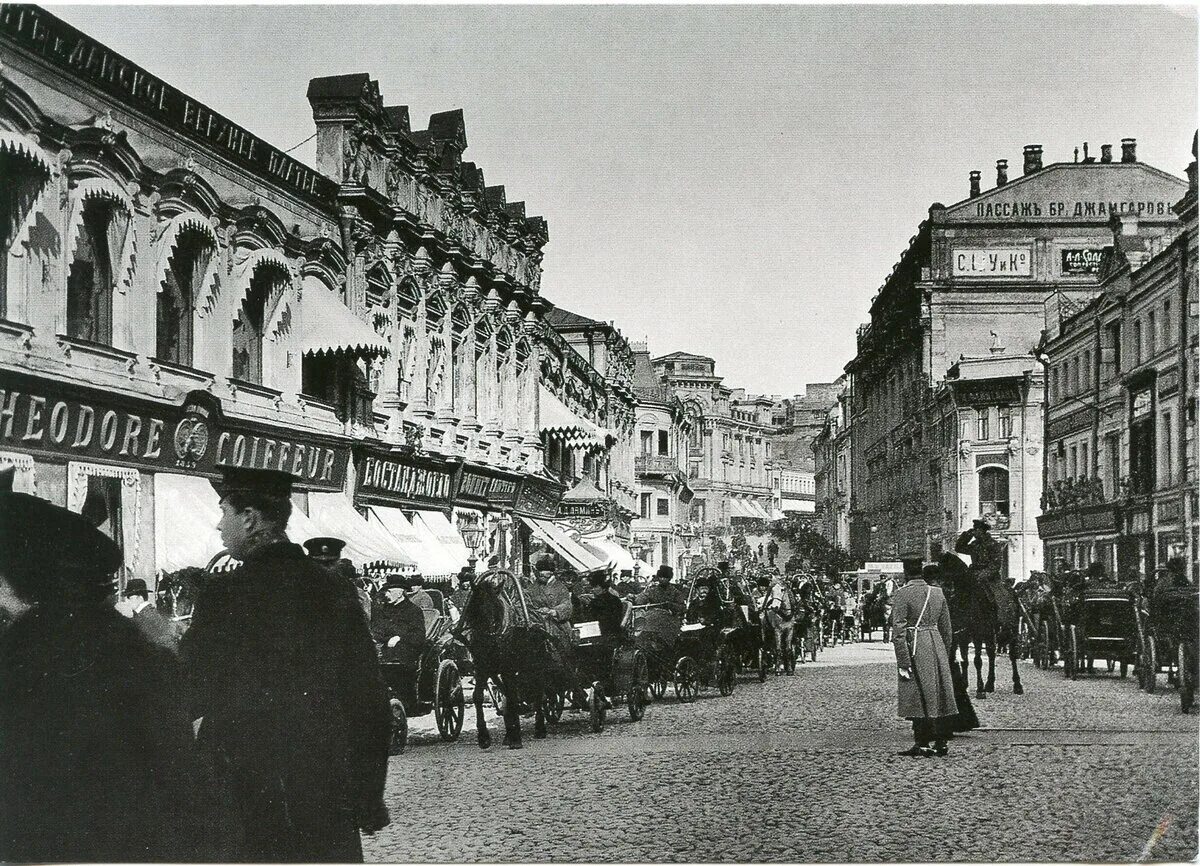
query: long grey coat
[{"left": 890, "top": 579, "right": 958, "bottom": 720}]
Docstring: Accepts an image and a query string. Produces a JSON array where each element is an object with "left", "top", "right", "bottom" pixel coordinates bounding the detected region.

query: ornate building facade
[
  {"left": 0, "top": 5, "right": 622, "bottom": 586},
  {"left": 846, "top": 140, "right": 1188, "bottom": 579},
  {"left": 813, "top": 376, "right": 853, "bottom": 552},
  {"left": 650, "top": 352, "right": 774, "bottom": 550},
  {"left": 1039, "top": 139, "right": 1198, "bottom": 579}
]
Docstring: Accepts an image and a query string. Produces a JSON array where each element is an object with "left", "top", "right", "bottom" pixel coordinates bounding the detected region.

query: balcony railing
[{"left": 636, "top": 455, "right": 680, "bottom": 476}]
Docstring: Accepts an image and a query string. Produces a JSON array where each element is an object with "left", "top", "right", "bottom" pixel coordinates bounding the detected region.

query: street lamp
[{"left": 457, "top": 513, "right": 486, "bottom": 573}]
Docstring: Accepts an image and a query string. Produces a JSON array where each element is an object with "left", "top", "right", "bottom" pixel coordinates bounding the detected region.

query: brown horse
[
  {"left": 938, "top": 553, "right": 1024, "bottom": 697},
  {"left": 451, "top": 569, "right": 568, "bottom": 749}
]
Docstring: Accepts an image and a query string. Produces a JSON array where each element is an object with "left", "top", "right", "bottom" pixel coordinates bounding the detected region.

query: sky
[{"left": 52, "top": 4, "right": 1198, "bottom": 395}]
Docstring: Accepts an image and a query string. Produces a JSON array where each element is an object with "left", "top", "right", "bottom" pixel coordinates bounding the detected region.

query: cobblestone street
[{"left": 369, "top": 643, "right": 1198, "bottom": 862}]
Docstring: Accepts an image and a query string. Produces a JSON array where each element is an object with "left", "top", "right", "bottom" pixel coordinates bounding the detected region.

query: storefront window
[{"left": 67, "top": 200, "right": 127, "bottom": 345}]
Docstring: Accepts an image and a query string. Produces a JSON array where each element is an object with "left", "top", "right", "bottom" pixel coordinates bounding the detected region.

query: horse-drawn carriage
[
  {"left": 664, "top": 566, "right": 744, "bottom": 701},
  {"left": 557, "top": 611, "right": 650, "bottom": 732},
  {"left": 379, "top": 587, "right": 467, "bottom": 754},
  {"left": 1137, "top": 578, "right": 1199, "bottom": 713},
  {"left": 1063, "top": 585, "right": 1139, "bottom": 681}
]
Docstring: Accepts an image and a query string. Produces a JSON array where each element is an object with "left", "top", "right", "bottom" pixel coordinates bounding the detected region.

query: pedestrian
[
  {"left": 181, "top": 467, "right": 391, "bottom": 862},
  {"left": 891, "top": 557, "right": 958, "bottom": 757},
  {"left": 119, "top": 576, "right": 181, "bottom": 652},
  {"left": 0, "top": 491, "right": 196, "bottom": 862},
  {"left": 920, "top": 563, "right": 979, "bottom": 735}
]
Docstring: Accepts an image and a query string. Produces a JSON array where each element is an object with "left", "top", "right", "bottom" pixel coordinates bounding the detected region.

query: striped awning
[
  {"left": 300, "top": 286, "right": 390, "bottom": 359},
  {"left": 308, "top": 492, "right": 415, "bottom": 570},
  {"left": 539, "top": 386, "right": 611, "bottom": 450},
  {"left": 521, "top": 516, "right": 608, "bottom": 574}
]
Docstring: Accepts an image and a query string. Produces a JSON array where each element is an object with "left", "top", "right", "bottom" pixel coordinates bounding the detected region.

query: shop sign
[
  {"left": 0, "top": 6, "right": 337, "bottom": 205},
  {"left": 954, "top": 379, "right": 1021, "bottom": 407},
  {"left": 355, "top": 446, "right": 454, "bottom": 509},
  {"left": 1060, "top": 248, "right": 1105, "bottom": 275},
  {"left": 1131, "top": 389, "right": 1153, "bottom": 420},
  {"left": 558, "top": 499, "right": 610, "bottom": 519},
  {"left": 1157, "top": 368, "right": 1179, "bottom": 396},
  {"left": 952, "top": 248, "right": 1032, "bottom": 277},
  {"left": 453, "top": 464, "right": 520, "bottom": 509},
  {"left": 1047, "top": 406, "right": 1093, "bottom": 441},
  {"left": 515, "top": 476, "right": 565, "bottom": 519},
  {"left": 0, "top": 371, "right": 349, "bottom": 489}
]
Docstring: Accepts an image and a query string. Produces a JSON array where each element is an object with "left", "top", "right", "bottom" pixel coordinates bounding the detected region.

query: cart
[{"left": 1066, "top": 587, "right": 1139, "bottom": 681}]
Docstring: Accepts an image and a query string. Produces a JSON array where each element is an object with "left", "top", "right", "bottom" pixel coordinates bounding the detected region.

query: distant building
[
  {"left": 845, "top": 140, "right": 1188, "bottom": 577},
  {"left": 630, "top": 344, "right": 695, "bottom": 579},
  {"left": 813, "top": 376, "right": 853, "bottom": 552},
  {"left": 651, "top": 353, "right": 774, "bottom": 543}
]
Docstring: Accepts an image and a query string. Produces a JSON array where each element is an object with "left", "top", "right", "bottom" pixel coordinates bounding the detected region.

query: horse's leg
[
  {"left": 503, "top": 671, "right": 523, "bottom": 749},
  {"left": 974, "top": 641, "right": 986, "bottom": 698},
  {"left": 1010, "top": 632, "right": 1024, "bottom": 694},
  {"left": 533, "top": 668, "right": 548, "bottom": 739},
  {"left": 474, "top": 672, "right": 491, "bottom": 749},
  {"left": 985, "top": 637, "right": 996, "bottom": 693}
]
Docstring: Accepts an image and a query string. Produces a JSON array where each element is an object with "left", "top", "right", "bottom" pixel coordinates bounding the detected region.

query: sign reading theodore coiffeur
[{"left": 0, "top": 370, "right": 350, "bottom": 489}]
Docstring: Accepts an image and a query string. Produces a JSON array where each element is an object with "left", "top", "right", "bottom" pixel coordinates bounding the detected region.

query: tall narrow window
[
  {"left": 1082, "top": 350, "right": 1091, "bottom": 389},
  {"left": 640, "top": 430, "right": 653, "bottom": 454},
  {"left": 1162, "top": 301, "right": 1172, "bottom": 348},
  {"left": 1162, "top": 411, "right": 1174, "bottom": 485},
  {"left": 81, "top": 474, "right": 124, "bottom": 559},
  {"left": 1148, "top": 311, "right": 1157, "bottom": 357},
  {"left": 658, "top": 429, "right": 669, "bottom": 456},
  {"left": 976, "top": 409, "right": 990, "bottom": 441},
  {"left": 978, "top": 467, "right": 1010, "bottom": 518},
  {"left": 67, "top": 200, "right": 127, "bottom": 344},
  {"left": 1080, "top": 442, "right": 1089, "bottom": 479},
  {"left": 2, "top": 148, "right": 50, "bottom": 320},
  {"left": 233, "top": 269, "right": 274, "bottom": 384},
  {"left": 999, "top": 406, "right": 1013, "bottom": 439},
  {"left": 640, "top": 492, "right": 651, "bottom": 519},
  {"left": 156, "top": 229, "right": 211, "bottom": 366},
  {"left": 1133, "top": 319, "right": 1143, "bottom": 365}
]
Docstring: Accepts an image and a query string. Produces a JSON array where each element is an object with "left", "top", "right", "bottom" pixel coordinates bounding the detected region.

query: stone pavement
[{"left": 368, "top": 641, "right": 1198, "bottom": 862}]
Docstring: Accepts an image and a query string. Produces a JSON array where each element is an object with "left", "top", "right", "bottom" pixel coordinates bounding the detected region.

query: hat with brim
[
  {"left": 211, "top": 467, "right": 297, "bottom": 500},
  {"left": 655, "top": 565, "right": 674, "bottom": 582},
  {"left": 123, "top": 578, "right": 150, "bottom": 598},
  {"left": 304, "top": 536, "right": 346, "bottom": 560},
  {"left": 0, "top": 492, "right": 122, "bottom": 602},
  {"left": 901, "top": 558, "right": 924, "bottom": 577}
]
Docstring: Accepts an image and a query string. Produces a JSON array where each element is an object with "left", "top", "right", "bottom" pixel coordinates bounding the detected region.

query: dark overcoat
[
  {"left": 371, "top": 597, "right": 427, "bottom": 665},
  {"left": 0, "top": 603, "right": 196, "bottom": 863},
  {"left": 634, "top": 582, "right": 686, "bottom": 615},
  {"left": 181, "top": 541, "right": 391, "bottom": 863},
  {"left": 890, "top": 578, "right": 958, "bottom": 720}
]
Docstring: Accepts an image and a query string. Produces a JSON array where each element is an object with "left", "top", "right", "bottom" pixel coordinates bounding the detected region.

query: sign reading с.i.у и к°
[{"left": 952, "top": 247, "right": 1032, "bottom": 277}]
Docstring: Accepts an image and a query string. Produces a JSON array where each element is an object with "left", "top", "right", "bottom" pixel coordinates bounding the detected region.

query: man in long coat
[
  {"left": 890, "top": 558, "right": 958, "bottom": 757},
  {"left": 635, "top": 565, "right": 686, "bottom": 615},
  {"left": 0, "top": 492, "right": 196, "bottom": 862},
  {"left": 182, "top": 468, "right": 392, "bottom": 862}
]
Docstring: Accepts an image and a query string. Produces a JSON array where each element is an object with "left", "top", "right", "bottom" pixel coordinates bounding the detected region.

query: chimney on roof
[
  {"left": 996, "top": 159, "right": 1008, "bottom": 186},
  {"left": 1022, "top": 144, "right": 1043, "bottom": 174},
  {"left": 1082, "top": 142, "right": 1095, "bottom": 163},
  {"left": 1100, "top": 144, "right": 1113, "bottom": 164},
  {"left": 1121, "top": 138, "right": 1137, "bottom": 163},
  {"left": 969, "top": 170, "right": 982, "bottom": 198}
]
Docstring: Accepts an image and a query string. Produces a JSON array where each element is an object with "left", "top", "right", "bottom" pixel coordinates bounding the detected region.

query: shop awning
[
  {"left": 366, "top": 505, "right": 457, "bottom": 580},
  {"left": 771, "top": 507, "right": 787, "bottom": 521},
  {"left": 299, "top": 287, "right": 390, "bottom": 359},
  {"left": 539, "top": 385, "right": 612, "bottom": 450},
  {"left": 729, "top": 498, "right": 752, "bottom": 519},
  {"left": 308, "top": 492, "right": 416, "bottom": 569},
  {"left": 521, "top": 516, "right": 608, "bottom": 574},
  {"left": 583, "top": 532, "right": 635, "bottom": 573},
  {"left": 412, "top": 510, "right": 471, "bottom": 571},
  {"left": 154, "top": 473, "right": 226, "bottom": 573},
  {"left": 748, "top": 501, "right": 772, "bottom": 520}
]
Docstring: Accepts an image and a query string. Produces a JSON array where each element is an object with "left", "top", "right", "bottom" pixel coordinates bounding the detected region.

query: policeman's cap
[
  {"left": 211, "top": 467, "right": 297, "bottom": 500},
  {"left": 304, "top": 536, "right": 346, "bottom": 560}
]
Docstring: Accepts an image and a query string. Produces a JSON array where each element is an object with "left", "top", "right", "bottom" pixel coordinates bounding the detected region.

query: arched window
[
  {"left": 1, "top": 140, "right": 51, "bottom": 320},
  {"left": 233, "top": 264, "right": 285, "bottom": 384},
  {"left": 978, "top": 466, "right": 1009, "bottom": 518},
  {"left": 156, "top": 227, "right": 213, "bottom": 365},
  {"left": 67, "top": 198, "right": 128, "bottom": 344}
]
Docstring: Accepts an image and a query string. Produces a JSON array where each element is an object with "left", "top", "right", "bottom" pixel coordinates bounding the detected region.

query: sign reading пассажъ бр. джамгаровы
[{"left": 0, "top": 370, "right": 349, "bottom": 489}]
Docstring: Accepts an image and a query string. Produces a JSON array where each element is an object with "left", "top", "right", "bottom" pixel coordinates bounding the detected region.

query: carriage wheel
[
  {"left": 434, "top": 660, "right": 465, "bottom": 742},
  {"left": 717, "top": 646, "right": 737, "bottom": 696},
  {"left": 487, "top": 681, "right": 505, "bottom": 717},
  {"left": 674, "top": 657, "right": 699, "bottom": 703},
  {"left": 629, "top": 652, "right": 649, "bottom": 722},
  {"left": 757, "top": 647, "right": 768, "bottom": 683},
  {"left": 1179, "top": 643, "right": 1196, "bottom": 714},
  {"left": 389, "top": 695, "right": 409, "bottom": 756},
  {"left": 589, "top": 682, "right": 607, "bottom": 733},
  {"left": 1144, "top": 637, "right": 1158, "bottom": 693}
]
